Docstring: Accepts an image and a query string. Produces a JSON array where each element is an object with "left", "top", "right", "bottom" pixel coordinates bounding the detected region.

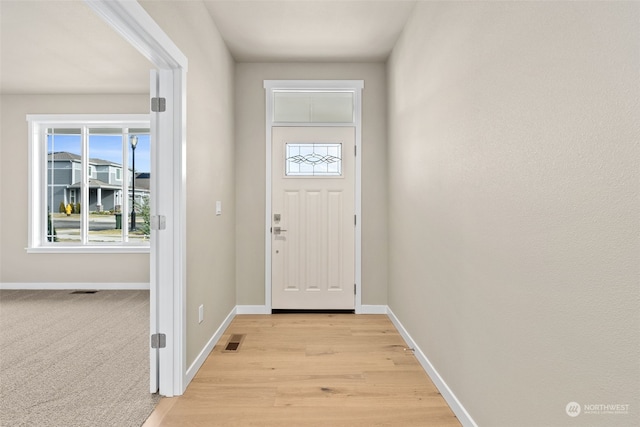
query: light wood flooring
[{"left": 144, "top": 314, "right": 460, "bottom": 427}]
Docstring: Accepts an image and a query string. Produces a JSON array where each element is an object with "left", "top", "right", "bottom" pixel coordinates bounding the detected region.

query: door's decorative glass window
[{"left": 286, "top": 143, "right": 342, "bottom": 176}]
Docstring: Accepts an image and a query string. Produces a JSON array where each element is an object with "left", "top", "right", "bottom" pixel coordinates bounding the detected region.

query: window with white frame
[
  {"left": 27, "top": 115, "right": 151, "bottom": 252},
  {"left": 273, "top": 91, "right": 355, "bottom": 123}
]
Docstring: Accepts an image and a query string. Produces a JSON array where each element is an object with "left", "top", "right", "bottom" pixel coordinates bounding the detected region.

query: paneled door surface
[{"left": 272, "top": 127, "right": 355, "bottom": 310}]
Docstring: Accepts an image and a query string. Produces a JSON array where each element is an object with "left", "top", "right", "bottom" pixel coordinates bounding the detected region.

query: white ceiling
[
  {"left": 0, "top": 0, "right": 415, "bottom": 94},
  {"left": 0, "top": 0, "right": 152, "bottom": 94},
  {"left": 202, "top": 0, "right": 417, "bottom": 62}
]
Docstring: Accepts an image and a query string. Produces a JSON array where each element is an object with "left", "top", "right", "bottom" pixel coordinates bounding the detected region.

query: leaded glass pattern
[{"left": 285, "top": 143, "right": 342, "bottom": 176}]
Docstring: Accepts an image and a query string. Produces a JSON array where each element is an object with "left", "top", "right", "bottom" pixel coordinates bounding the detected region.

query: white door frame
[
  {"left": 86, "top": 0, "right": 188, "bottom": 397},
  {"left": 263, "top": 80, "right": 364, "bottom": 313}
]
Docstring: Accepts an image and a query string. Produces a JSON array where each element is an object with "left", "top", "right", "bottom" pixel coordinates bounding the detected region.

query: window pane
[
  {"left": 286, "top": 143, "right": 342, "bottom": 176},
  {"left": 129, "top": 132, "right": 150, "bottom": 242},
  {"left": 47, "top": 130, "right": 81, "bottom": 243},
  {"left": 310, "top": 92, "right": 354, "bottom": 123},
  {"left": 87, "top": 130, "right": 124, "bottom": 243},
  {"left": 273, "top": 92, "right": 354, "bottom": 123},
  {"left": 274, "top": 92, "right": 310, "bottom": 122}
]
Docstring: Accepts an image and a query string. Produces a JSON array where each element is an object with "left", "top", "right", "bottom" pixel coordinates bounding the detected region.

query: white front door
[{"left": 271, "top": 127, "right": 355, "bottom": 310}]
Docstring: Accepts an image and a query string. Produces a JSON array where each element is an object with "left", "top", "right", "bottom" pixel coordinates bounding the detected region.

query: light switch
[{"left": 216, "top": 201, "right": 222, "bottom": 216}]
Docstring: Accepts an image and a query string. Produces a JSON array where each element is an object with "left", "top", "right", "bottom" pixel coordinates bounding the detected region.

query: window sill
[{"left": 26, "top": 245, "right": 150, "bottom": 254}]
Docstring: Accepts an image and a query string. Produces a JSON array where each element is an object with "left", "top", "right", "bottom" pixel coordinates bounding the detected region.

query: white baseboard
[
  {"left": 0, "top": 282, "right": 150, "bottom": 290},
  {"left": 387, "top": 307, "right": 477, "bottom": 427},
  {"left": 185, "top": 306, "right": 236, "bottom": 385},
  {"left": 236, "top": 305, "right": 270, "bottom": 314},
  {"left": 358, "top": 304, "right": 388, "bottom": 314}
]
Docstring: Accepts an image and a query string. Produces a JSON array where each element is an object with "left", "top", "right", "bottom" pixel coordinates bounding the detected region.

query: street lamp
[{"left": 130, "top": 135, "right": 138, "bottom": 231}]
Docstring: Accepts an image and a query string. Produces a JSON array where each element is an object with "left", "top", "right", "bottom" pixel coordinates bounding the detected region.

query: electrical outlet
[{"left": 198, "top": 304, "right": 204, "bottom": 324}]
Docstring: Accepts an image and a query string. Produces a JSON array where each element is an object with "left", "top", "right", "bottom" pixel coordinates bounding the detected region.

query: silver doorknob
[{"left": 273, "top": 226, "right": 287, "bottom": 235}]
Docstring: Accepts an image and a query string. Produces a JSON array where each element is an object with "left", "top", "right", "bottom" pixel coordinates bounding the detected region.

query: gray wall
[
  {"left": 234, "top": 62, "right": 388, "bottom": 307},
  {"left": 0, "top": 94, "right": 150, "bottom": 284},
  {"left": 387, "top": 2, "right": 639, "bottom": 426},
  {"left": 141, "top": 0, "right": 236, "bottom": 367}
]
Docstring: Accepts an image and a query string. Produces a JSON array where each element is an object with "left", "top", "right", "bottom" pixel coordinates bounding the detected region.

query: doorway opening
[
  {"left": 264, "top": 80, "right": 364, "bottom": 313},
  {"left": 87, "top": 0, "right": 188, "bottom": 397}
]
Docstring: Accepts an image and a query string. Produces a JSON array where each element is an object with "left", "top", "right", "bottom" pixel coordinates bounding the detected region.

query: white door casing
[
  {"left": 86, "top": 0, "right": 188, "bottom": 396},
  {"left": 272, "top": 127, "right": 355, "bottom": 310},
  {"left": 264, "top": 80, "right": 364, "bottom": 314},
  {"left": 149, "top": 69, "right": 160, "bottom": 393}
]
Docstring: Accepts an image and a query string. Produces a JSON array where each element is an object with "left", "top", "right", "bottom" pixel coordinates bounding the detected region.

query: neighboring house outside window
[
  {"left": 48, "top": 152, "right": 149, "bottom": 213},
  {"left": 27, "top": 114, "right": 151, "bottom": 253}
]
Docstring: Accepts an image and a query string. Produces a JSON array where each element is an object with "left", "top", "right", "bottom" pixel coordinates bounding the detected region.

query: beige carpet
[{"left": 0, "top": 290, "right": 160, "bottom": 427}]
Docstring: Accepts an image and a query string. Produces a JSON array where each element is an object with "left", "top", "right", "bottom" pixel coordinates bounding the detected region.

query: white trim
[
  {"left": 185, "top": 307, "right": 236, "bottom": 384},
  {"left": 152, "top": 68, "right": 188, "bottom": 398},
  {"left": 264, "top": 80, "right": 364, "bottom": 313},
  {"left": 26, "top": 246, "right": 150, "bottom": 254},
  {"left": 26, "top": 114, "right": 150, "bottom": 125},
  {"left": 0, "top": 282, "right": 150, "bottom": 290},
  {"left": 353, "top": 84, "right": 363, "bottom": 314},
  {"left": 27, "top": 119, "right": 40, "bottom": 251},
  {"left": 264, "top": 80, "right": 364, "bottom": 91},
  {"left": 236, "top": 305, "right": 271, "bottom": 315},
  {"left": 148, "top": 70, "right": 160, "bottom": 393},
  {"left": 85, "top": 0, "right": 188, "bottom": 397},
  {"left": 172, "top": 69, "right": 188, "bottom": 398},
  {"left": 387, "top": 308, "right": 478, "bottom": 427},
  {"left": 266, "top": 122, "right": 355, "bottom": 128},
  {"left": 359, "top": 305, "right": 388, "bottom": 315},
  {"left": 264, "top": 89, "right": 273, "bottom": 312},
  {"left": 85, "top": 0, "right": 187, "bottom": 71}
]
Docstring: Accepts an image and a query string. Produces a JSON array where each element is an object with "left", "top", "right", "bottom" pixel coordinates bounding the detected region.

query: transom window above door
[{"left": 273, "top": 91, "right": 355, "bottom": 124}]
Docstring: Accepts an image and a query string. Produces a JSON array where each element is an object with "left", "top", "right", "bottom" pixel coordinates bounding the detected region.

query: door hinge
[
  {"left": 151, "top": 333, "right": 166, "bottom": 349},
  {"left": 354, "top": 284, "right": 357, "bottom": 295},
  {"left": 151, "top": 215, "right": 166, "bottom": 230},
  {"left": 151, "top": 97, "right": 166, "bottom": 112},
  {"left": 354, "top": 215, "right": 357, "bottom": 226},
  {"left": 354, "top": 145, "right": 357, "bottom": 156}
]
